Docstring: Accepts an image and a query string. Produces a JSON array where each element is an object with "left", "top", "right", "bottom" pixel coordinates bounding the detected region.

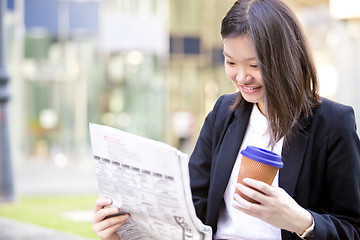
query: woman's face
[{"left": 223, "top": 35, "right": 265, "bottom": 114}]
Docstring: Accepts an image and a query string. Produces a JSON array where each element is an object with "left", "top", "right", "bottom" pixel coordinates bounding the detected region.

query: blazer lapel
[
  {"left": 279, "top": 130, "right": 309, "bottom": 197},
  {"left": 206, "top": 103, "right": 252, "bottom": 227}
]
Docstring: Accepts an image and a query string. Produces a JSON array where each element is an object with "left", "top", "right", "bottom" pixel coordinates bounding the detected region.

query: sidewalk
[
  {"left": 0, "top": 217, "right": 94, "bottom": 240},
  {"left": 0, "top": 157, "right": 99, "bottom": 239}
]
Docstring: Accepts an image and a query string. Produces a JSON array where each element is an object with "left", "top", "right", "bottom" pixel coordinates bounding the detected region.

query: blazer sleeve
[
  {"left": 188, "top": 95, "right": 226, "bottom": 223},
  {"left": 310, "top": 105, "right": 360, "bottom": 239}
]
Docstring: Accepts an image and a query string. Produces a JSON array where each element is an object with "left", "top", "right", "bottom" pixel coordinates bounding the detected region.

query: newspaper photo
[{"left": 89, "top": 123, "right": 212, "bottom": 240}]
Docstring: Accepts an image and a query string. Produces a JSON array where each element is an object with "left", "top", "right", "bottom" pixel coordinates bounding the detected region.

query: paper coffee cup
[{"left": 235, "top": 146, "right": 283, "bottom": 203}]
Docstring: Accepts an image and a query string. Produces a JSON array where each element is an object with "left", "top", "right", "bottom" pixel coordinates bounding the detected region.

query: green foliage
[{"left": 0, "top": 195, "right": 98, "bottom": 239}]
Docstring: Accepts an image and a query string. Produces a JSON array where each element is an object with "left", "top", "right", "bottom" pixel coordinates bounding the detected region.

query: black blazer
[{"left": 189, "top": 93, "right": 360, "bottom": 240}]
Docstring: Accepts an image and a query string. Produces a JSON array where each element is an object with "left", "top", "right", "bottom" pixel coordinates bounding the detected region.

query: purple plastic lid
[{"left": 241, "top": 146, "right": 283, "bottom": 168}]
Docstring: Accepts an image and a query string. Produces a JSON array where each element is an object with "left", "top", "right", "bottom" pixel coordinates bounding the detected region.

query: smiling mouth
[{"left": 241, "top": 86, "right": 262, "bottom": 90}]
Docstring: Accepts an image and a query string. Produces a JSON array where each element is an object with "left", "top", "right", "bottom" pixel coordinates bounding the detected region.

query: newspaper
[{"left": 89, "top": 123, "right": 212, "bottom": 240}]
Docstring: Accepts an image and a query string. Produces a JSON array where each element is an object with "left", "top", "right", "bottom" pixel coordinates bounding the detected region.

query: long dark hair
[{"left": 221, "top": 0, "right": 320, "bottom": 147}]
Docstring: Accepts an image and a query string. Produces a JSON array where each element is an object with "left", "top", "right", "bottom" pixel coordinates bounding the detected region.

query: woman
[
  {"left": 91, "top": 0, "right": 360, "bottom": 239},
  {"left": 190, "top": 0, "right": 360, "bottom": 239}
]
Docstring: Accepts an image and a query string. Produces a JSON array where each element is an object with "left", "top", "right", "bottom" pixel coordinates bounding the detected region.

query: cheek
[
  {"left": 225, "top": 67, "right": 236, "bottom": 82},
  {"left": 254, "top": 72, "right": 263, "bottom": 84}
]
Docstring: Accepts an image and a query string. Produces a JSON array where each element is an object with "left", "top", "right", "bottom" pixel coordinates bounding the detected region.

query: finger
[
  {"left": 243, "top": 178, "right": 273, "bottom": 196},
  {"left": 233, "top": 192, "right": 250, "bottom": 208},
  {"left": 94, "top": 214, "right": 129, "bottom": 240},
  {"left": 97, "top": 222, "right": 123, "bottom": 240},
  {"left": 94, "top": 206, "right": 120, "bottom": 224},
  {"left": 94, "top": 214, "right": 130, "bottom": 234},
  {"left": 233, "top": 193, "right": 257, "bottom": 215},
  {"left": 96, "top": 220, "right": 123, "bottom": 240},
  {"left": 94, "top": 197, "right": 112, "bottom": 212},
  {"left": 235, "top": 183, "right": 267, "bottom": 205},
  {"left": 233, "top": 201, "right": 249, "bottom": 213}
]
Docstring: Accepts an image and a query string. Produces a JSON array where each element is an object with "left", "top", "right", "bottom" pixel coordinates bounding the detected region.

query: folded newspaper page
[{"left": 89, "top": 123, "right": 212, "bottom": 240}]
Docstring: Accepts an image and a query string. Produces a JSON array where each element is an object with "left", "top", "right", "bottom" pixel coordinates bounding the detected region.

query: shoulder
[
  {"left": 206, "top": 93, "right": 236, "bottom": 123},
  {"left": 312, "top": 98, "right": 356, "bottom": 128},
  {"left": 213, "top": 93, "right": 237, "bottom": 111},
  {"left": 316, "top": 98, "right": 354, "bottom": 115},
  {"left": 211, "top": 93, "right": 253, "bottom": 123},
  {"left": 212, "top": 92, "right": 253, "bottom": 116},
  {"left": 309, "top": 98, "right": 358, "bottom": 145}
]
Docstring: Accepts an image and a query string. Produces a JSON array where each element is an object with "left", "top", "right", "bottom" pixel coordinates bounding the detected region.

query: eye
[
  {"left": 250, "top": 64, "right": 258, "bottom": 69},
  {"left": 226, "top": 61, "right": 235, "bottom": 66}
]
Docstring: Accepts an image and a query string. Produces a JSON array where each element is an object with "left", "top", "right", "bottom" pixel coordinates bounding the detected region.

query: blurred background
[{"left": 0, "top": 0, "right": 359, "bottom": 238}]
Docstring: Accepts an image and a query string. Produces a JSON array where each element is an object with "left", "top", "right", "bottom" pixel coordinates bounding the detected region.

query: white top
[{"left": 214, "top": 104, "right": 284, "bottom": 240}]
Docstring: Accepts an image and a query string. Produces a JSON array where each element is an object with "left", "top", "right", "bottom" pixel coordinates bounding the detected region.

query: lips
[
  {"left": 242, "top": 86, "right": 261, "bottom": 90},
  {"left": 240, "top": 85, "right": 262, "bottom": 93}
]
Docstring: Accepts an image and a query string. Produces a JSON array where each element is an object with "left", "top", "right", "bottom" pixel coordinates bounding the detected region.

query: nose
[{"left": 236, "top": 71, "right": 253, "bottom": 85}]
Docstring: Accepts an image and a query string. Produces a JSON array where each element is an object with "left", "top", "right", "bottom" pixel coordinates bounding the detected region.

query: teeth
[{"left": 243, "top": 86, "right": 258, "bottom": 90}]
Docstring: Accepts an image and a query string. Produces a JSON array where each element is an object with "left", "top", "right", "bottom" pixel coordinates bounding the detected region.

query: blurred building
[{"left": 4, "top": 0, "right": 360, "bottom": 164}]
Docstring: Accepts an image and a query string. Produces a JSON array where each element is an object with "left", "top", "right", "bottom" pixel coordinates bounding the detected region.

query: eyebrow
[{"left": 222, "top": 51, "right": 256, "bottom": 61}]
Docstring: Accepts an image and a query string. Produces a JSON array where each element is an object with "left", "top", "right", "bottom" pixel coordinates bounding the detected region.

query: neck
[{"left": 256, "top": 102, "right": 266, "bottom": 116}]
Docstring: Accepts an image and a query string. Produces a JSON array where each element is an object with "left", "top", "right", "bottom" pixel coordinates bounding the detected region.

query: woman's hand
[
  {"left": 91, "top": 197, "right": 130, "bottom": 240},
  {"left": 233, "top": 178, "right": 313, "bottom": 235}
]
